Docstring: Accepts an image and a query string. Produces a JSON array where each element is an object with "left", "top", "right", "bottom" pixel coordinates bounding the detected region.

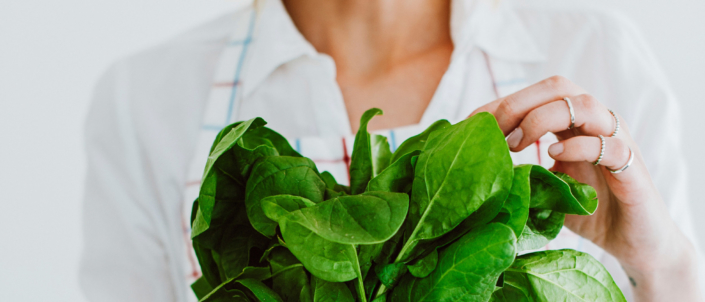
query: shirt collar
[{"left": 241, "top": 0, "right": 546, "bottom": 97}]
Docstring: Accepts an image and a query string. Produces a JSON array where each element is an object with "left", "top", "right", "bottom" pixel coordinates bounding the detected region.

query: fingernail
[
  {"left": 507, "top": 128, "right": 523, "bottom": 149},
  {"left": 548, "top": 143, "right": 564, "bottom": 156}
]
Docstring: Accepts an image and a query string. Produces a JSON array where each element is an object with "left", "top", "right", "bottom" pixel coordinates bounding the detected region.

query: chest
[{"left": 338, "top": 46, "right": 454, "bottom": 133}]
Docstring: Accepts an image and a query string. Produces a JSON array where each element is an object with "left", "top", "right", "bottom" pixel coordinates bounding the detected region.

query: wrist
[{"left": 620, "top": 233, "right": 702, "bottom": 301}]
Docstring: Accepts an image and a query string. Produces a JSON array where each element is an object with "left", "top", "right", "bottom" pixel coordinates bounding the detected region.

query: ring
[
  {"left": 563, "top": 97, "right": 575, "bottom": 129},
  {"left": 608, "top": 109, "right": 620, "bottom": 137},
  {"left": 593, "top": 135, "right": 605, "bottom": 166},
  {"left": 609, "top": 147, "right": 634, "bottom": 174}
]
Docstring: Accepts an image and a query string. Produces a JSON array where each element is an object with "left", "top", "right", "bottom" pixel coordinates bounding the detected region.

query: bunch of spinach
[{"left": 190, "top": 108, "right": 625, "bottom": 302}]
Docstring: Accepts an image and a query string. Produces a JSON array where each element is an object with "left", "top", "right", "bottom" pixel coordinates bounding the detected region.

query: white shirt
[{"left": 80, "top": 0, "right": 704, "bottom": 301}]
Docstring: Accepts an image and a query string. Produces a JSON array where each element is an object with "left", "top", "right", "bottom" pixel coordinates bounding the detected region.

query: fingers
[
  {"left": 492, "top": 76, "right": 586, "bottom": 135},
  {"left": 506, "top": 94, "right": 616, "bottom": 151},
  {"left": 548, "top": 136, "right": 631, "bottom": 172}
]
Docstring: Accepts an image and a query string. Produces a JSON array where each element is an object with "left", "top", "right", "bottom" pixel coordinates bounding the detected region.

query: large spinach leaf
[
  {"left": 398, "top": 113, "right": 513, "bottom": 262},
  {"left": 493, "top": 164, "right": 532, "bottom": 237},
  {"left": 350, "top": 108, "right": 384, "bottom": 194},
  {"left": 245, "top": 156, "right": 326, "bottom": 237},
  {"left": 280, "top": 192, "right": 409, "bottom": 245},
  {"left": 529, "top": 166, "right": 597, "bottom": 215},
  {"left": 494, "top": 250, "right": 626, "bottom": 301},
  {"left": 390, "top": 223, "right": 517, "bottom": 302}
]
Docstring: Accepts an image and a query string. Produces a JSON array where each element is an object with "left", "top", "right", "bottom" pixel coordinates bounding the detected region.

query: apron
[{"left": 178, "top": 7, "right": 605, "bottom": 300}]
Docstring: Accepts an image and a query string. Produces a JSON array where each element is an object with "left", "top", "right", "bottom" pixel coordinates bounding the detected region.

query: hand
[{"left": 471, "top": 76, "right": 703, "bottom": 301}]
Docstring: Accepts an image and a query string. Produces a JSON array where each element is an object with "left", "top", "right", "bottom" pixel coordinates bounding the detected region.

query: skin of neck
[{"left": 282, "top": 0, "right": 452, "bottom": 81}]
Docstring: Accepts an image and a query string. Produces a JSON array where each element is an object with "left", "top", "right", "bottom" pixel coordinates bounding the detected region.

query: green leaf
[
  {"left": 190, "top": 200, "right": 223, "bottom": 287},
  {"left": 244, "top": 126, "right": 302, "bottom": 157},
  {"left": 371, "top": 134, "right": 393, "bottom": 176},
  {"left": 261, "top": 196, "right": 359, "bottom": 282},
  {"left": 320, "top": 172, "right": 338, "bottom": 190},
  {"left": 200, "top": 267, "right": 273, "bottom": 302},
  {"left": 499, "top": 250, "right": 626, "bottom": 301},
  {"left": 494, "top": 164, "right": 532, "bottom": 237},
  {"left": 268, "top": 247, "right": 309, "bottom": 302},
  {"left": 488, "top": 272, "right": 533, "bottom": 302},
  {"left": 390, "top": 120, "right": 450, "bottom": 163},
  {"left": 236, "top": 278, "right": 285, "bottom": 302},
  {"left": 194, "top": 119, "right": 277, "bottom": 238},
  {"left": 359, "top": 244, "right": 384, "bottom": 279},
  {"left": 399, "top": 113, "right": 513, "bottom": 262},
  {"left": 407, "top": 249, "right": 437, "bottom": 278},
  {"left": 529, "top": 166, "right": 598, "bottom": 215},
  {"left": 203, "top": 118, "right": 266, "bottom": 179},
  {"left": 279, "top": 218, "right": 360, "bottom": 282},
  {"left": 516, "top": 209, "right": 565, "bottom": 252},
  {"left": 390, "top": 223, "right": 517, "bottom": 302},
  {"left": 350, "top": 108, "right": 384, "bottom": 194},
  {"left": 192, "top": 276, "right": 215, "bottom": 300},
  {"left": 246, "top": 156, "right": 327, "bottom": 237},
  {"left": 310, "top": 276, "right": 356, "bottom": 302},
  {"left": 261, "top": 195, "right": 317, "bottom": 223},
  {"left": 375, "top": 262, "right": 408, "bottom": 288},
  {"left": 215, "top": 222, "right": 268, "bottom": 279},
  {"left": 276, "top": 192, "right": 409, "bottom": 245},
  {"left": 366, "top": 150, "right": 420, "bottom": 193}
]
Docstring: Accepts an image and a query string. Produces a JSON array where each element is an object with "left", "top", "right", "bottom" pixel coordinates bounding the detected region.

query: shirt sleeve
[
  {"left": 596, "top": 11, "right": 705, "bottom": 293},
  {"left": 79, "top": 61, "right": 178, "bottom": 302}
]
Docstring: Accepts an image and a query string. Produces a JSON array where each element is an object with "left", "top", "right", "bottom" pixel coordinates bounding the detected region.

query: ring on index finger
[{"left": 563, "top": 97, "right": 575, "bottom": 129}]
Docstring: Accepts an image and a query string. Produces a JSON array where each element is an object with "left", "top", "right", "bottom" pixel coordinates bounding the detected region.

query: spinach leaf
[
  {"left": 390, "top": 120, "right": 450, "bottom": 163},
  {"left": 493, "top": 164, "right": 532, "bottom": 237},
  {"left": 398, "top": 113, "right": 513, "bottom": 262},
  {"left": 375, "top": 262, "right": 408, "bottom": 288},
  {"left": 245, "top": 156, "right": 327, "bottom": 237},
  {"left": 200, "top": 267, "right": 273, "bottom": 302},
  {"left": 371, "top": 135, "right": 393, "bottom": 176},
  {"left": 366, "top": 150, "right": 420, "bottom": 193},
  {"left": 236, "top": 278, "right": 285, "bottom": 302},
  {"left": 496, "top": 250, "right": 626, "bottom": 302},
  {"left": 268, "top": 246, "right": 309, "bottom": 302},
  {"left": 191, "top": 200, "right": 224, "bottom": 287},
  {"left": 390, "top": 223, "right": 517, "bottom": 302},
  {"left": 406, "top": 249, "right": 437, "bottom": 278},
  {"left": 279, "top": 192, "right": 409, "bottom": 245},
  {"left": 244, "top": 126, "right": 302, "bottom": 158},
  {"left": 308, "top": 276, "right": 356, "bottom": 302},
  {"left": 216, "top": 223, "right": 268, "bottom": 279},
  {"left": 529, "top": 166, "right": 597, "bottom": 215},
  {"left": 350, "top": 108, "right": 384, "bottom": 194},
  {"left": 516, "top": 209, "right": 565, "bottom": 252},
  {"left": 194, "top": 118, "right": 268, "bottom": 237},
  {"left": 358, "top": 244, "right": 384, "bottom": 280},
  {"left": 321, "top": 172, "right": 338, "bottom": 190},
  {"left": 191, "top": 276, "right": 215, "bottom": 300},
  {"left": 278, "top": 220, "right": 362, "bottom": 286}
]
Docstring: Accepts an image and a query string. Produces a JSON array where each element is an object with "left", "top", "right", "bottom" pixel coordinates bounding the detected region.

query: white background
[{"left": 0, "top": 0, "right": 703, "bottom": 301}]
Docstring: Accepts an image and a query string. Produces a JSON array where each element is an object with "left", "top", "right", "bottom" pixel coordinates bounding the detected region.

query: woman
[{"left": 80, "top": 0, "right": 704, "bottom": 301}]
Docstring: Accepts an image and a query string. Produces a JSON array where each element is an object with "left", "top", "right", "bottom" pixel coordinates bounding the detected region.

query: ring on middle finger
[
  {"left": 563, "top": 97, "right": 575, "bottom": 129},
  {"left": 593, "top": 135, "right": 606, "bottom": 166},
  {"left": 608, "top": 109, "right": 620, "bottom": 137}
]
